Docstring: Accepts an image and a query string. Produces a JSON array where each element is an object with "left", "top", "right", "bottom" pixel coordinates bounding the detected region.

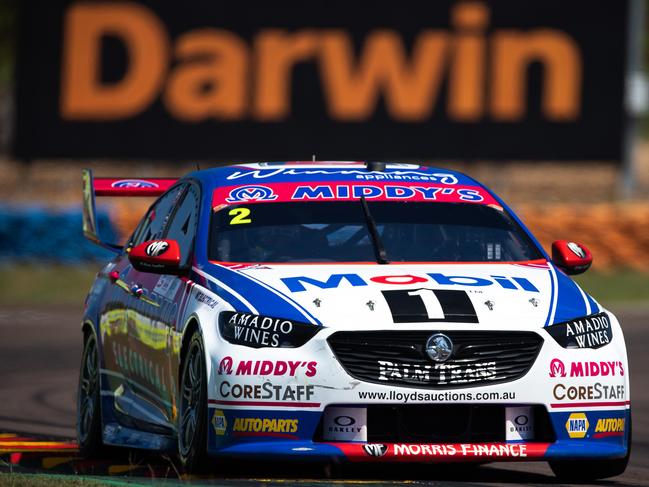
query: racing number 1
[
  {"left": 407, "top": 289, "right": 445, "bottom": 319},
  {"left": 229, "top": 207, "right": 251, "bottom": 225}
]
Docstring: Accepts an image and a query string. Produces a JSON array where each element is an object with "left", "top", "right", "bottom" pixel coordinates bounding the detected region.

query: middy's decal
[
  {"left": 217, "top": 356, "right": 317, "bottom": 377},
  {"left": 226, "top": 185, "right": 278, "bottom": 203},
  {"left": 282, "top": 272, "right": 539, "bottom": 293},
  {"left": 382, "top": 289, "right": 478, "bottom": 323},
  {"left": 549, "top": 358, "right": 624, "bottom": 378},
  {"left": 111, "top": 179, "right": 159, "bottom": 188}
]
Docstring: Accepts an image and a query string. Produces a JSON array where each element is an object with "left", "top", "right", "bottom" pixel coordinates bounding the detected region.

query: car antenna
[{"left": 366, "top": 161, "right": 386, "bottom": 172}]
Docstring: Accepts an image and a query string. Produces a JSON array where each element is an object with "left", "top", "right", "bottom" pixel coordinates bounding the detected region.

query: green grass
[
  {"left": 574, "top": 270, "right": 649, "bottom": 306},
  {"left": 0, "top": 265, "right": 99, "bottom": 306},
  {"left": 0, "top": 265, "right": 648, "bottom": 308}
]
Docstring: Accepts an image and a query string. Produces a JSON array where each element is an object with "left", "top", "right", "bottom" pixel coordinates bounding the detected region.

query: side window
[
  {"left": 165, "top": 185, "right": 200, "bottom": 267},
  {"left": 131, "top": 185, "right": 186, "bottom": 247}
]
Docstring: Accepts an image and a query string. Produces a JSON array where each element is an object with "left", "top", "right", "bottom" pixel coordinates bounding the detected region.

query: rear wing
[{"left": 82, "top": 169, "right": 178, "bottom": 252}]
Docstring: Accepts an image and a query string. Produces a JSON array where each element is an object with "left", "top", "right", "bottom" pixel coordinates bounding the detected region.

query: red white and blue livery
[{"left": 77, "top": 162, "right": 630, "bottom": 480}]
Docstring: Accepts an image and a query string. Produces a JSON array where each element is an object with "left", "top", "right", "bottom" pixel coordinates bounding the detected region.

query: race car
[{"left": 77, "top": 162, "right": 630, "bottom": 480}]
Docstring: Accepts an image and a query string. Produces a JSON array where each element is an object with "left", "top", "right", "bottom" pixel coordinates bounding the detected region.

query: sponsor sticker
[
  {"left": 145, "top": 240, "right": 169, "bottom": 257},
  {"left": 232, "top": 417, "right": 298, "bottom": 435},
  {"left": 218, "top": 311, "right": 319, "bottom": 349},
  {"left": 392, "top": 443, "right": 527, "bottom": 457},
  {"left": 545, "top": 312, "right": 612, "bottom": 349},
  {"left": 111, "top": 179, "right": 159, "bottom": 189},
  {"left": 281, "top": 272, "right": 538, "bottom": 294},
  {"left": 505, "top": 406, "right": 534, "bottom": 441},
  {"left": 549, "top": 358, "right": 624, "bottom": 378},
  {"left": 217, "top": 356, "right": 317, "bottom": 377},
  {"left": 323, "top": 407, "right": 367, "bottom": 442},
  {"left": 195, "top": 290, "right": 218, "bottom": 309},
  {"left": 219, "top": 381, "right": 315, "bottom": 402},
  {"left": 594, "top": 418, "right": 625, "bottom": 435},
  {"left": 153, "top": 275, "right": 181, "bottom": 300},
  {"left": 566, "top": 412, "right": 589, "bottom": 438},
  {"left": 552, "top": 383, "right": 625, "bottom": 401},
  {"left": 211, "top": 409, "right": 227, "bottom": 436},
  {"left": 378, "top": 360, "right": 496, "bottom": 385},
  {"left": 225, "top": 185, "right": 278, "bottom": 203},
  {"left": 213, "top": 181, "right": 498, "bottom": 207},
  {"left": 363, "top": 444, "right": 388, "bottom": 457}
]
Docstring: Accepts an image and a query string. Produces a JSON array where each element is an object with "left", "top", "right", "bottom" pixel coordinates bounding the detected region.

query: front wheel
[
  {"left": 77, "top": 331, "right": 104, "bottom": 457},
  {"left": 549, "top": 412, "right": 632, "bottom": 481},
  {"left": 178, "top": 331, "right": 209, "bottom": 472}
]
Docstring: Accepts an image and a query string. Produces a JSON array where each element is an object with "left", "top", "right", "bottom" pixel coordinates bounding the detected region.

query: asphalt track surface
[{"left": 0, "top": 305, "right": 647, "bottom": 486}]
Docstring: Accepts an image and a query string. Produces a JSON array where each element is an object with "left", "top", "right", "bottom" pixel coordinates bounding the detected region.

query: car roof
[{"left": 186, "top": 161, "right": 483, "bottom": 189}]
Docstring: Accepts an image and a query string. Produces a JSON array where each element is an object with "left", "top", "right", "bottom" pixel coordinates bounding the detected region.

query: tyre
[
  {"left": 549, "top": 412, "right": 631, "bottom": 481},
  {"left": 77, "top": 330, "right": 104, "bottom": 457},
  {"left": 178, "top": 330, "right": 209, "bottom": 472}
]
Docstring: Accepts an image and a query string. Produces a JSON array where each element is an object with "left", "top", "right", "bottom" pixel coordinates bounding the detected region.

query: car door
[
  {"left": 121, "top": 183, "right": 200, "bottom": 433},
  {"left": 101, "top": 183, "right": 186, "bottom": 433}
]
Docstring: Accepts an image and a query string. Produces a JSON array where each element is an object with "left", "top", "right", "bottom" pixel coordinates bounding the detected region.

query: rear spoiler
[{"left": 82, "top": 169, "right": 178, "bottom": 252}]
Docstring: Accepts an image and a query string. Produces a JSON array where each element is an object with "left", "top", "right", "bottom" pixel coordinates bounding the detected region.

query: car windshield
[{"left": 209, "top": 202, "right": 543, "bottom": 263}]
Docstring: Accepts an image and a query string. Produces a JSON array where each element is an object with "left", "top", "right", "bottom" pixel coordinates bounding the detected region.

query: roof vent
[{"left": 365, "top": 161, "right": 386, "bottom": 172}]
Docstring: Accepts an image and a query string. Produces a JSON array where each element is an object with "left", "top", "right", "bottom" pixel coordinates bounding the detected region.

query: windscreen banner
[{"left": 13, "top": 0, "right": 629, "bottom": 161}]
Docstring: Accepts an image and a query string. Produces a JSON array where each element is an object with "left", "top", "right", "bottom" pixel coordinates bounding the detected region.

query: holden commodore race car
[{"left": 78, "top": 162, "right": 630, "bottom": 480}]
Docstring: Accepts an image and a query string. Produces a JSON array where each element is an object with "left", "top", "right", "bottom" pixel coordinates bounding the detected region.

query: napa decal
[
  {"left": 213, "top": 181, "right": 498, "bottom": 206},
  {"left": 211, "top": 409, "right": 227, "bottom": 436},
  {"left": 281, "top": 272, "right": 540, "bottom": 293},
  {"left": 566, "top": 413, "right": 589, "bottom": 438}
]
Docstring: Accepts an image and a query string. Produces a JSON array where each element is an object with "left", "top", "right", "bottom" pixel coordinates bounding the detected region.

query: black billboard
[{"left": 14, "top": 0, "right": 629, "bottom": 161}]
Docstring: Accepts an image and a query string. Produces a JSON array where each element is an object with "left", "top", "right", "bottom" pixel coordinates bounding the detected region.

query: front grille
[
  {"left": 314, "top": 405, "right": 555, "bottom": 443},
  {"left": 327, "top": 330, "right": 543, "bottom": 388}
]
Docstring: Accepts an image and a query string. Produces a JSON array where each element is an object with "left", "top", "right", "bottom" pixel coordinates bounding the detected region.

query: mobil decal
[
  {"left": 213, "top": 181, "right": 498, "bottom": 206},
  {"left": 281, "top": 272, "right": 539, "bottom": 293},
  {"left": 217, "top": 356, "right": 317, "bottom": 377},
  {"left": 548, "top": 358, "right": 624, "bottom": 378}
]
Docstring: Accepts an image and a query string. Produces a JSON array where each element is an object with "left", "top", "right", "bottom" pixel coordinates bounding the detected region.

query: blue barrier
[{"left": 0, "top": 206, "right": 119, "bottom": 263}]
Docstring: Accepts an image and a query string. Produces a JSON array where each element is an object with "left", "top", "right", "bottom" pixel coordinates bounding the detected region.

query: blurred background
[{"left": 0, "top": 0, "right": 648, "bottom": 308}]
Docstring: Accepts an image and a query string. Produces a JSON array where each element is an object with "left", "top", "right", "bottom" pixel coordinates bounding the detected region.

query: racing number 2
[{"left": 229, "top": 207, "right": 252, "bottom": 225}]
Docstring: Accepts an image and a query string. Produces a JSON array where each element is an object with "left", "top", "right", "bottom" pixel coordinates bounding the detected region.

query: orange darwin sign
[{"left": 14, "top": 0, "right": 628, "bottom": 161}]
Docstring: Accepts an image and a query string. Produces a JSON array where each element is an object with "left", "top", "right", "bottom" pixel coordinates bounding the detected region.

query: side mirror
[
  {"left": 552, "top": 240, "right": 592, "bottom": 275},
  {"left": 128, "top": 239, "right": 184, "bottom": 275}
]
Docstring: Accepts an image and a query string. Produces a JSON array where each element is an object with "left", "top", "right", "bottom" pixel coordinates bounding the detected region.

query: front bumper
[{"left": 205, "top": 315, "right": 630, "bottom": 462}]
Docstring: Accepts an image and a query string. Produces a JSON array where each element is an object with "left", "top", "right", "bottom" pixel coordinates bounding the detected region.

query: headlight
[
  {"left": 545, "top": 312, "right": 612, "bottom": 349},
  {"left": 218, "top": 311, "right": 321, "bottom": 348}
]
